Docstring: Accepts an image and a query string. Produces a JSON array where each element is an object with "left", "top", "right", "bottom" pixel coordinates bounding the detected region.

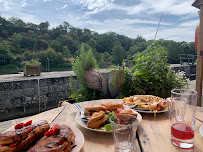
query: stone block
[{"left": 1, "top": 82, "right": 12, "bottom": 91}]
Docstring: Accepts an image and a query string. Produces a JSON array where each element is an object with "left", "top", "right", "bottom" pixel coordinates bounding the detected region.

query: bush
[
  {"left": 21, "top": 59, "right": 40, "bottom": 67},
  {"left": 120, "top": 43, "right": 188, "bottom": 98},
  {"left": 70, "top": 43, "right": 105, "bottom": 102}
]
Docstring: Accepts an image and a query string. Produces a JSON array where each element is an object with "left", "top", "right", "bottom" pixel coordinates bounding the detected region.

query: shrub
[
  {"left": 120, "top": 43, "right": 188, "bottom": 98},
  {"left": 21, "top": 59, "right": 40, "bottom": 67},
  {"left": 70, "top": 44, "right": 105, "bottom": 102}
]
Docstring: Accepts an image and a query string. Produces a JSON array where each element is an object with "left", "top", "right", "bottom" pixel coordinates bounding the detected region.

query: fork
[{"left": 73, "top": 103, "right": 91, "bottom": 121}]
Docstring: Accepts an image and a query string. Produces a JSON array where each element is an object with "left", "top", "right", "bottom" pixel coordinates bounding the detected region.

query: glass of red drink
[{"left": 167, "top": 89, "right": 197, "bottom": 149}]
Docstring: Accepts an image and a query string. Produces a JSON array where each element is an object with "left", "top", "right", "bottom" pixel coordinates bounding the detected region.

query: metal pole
[{"left": 154, "top": 13, "right": 163, "bottom": 40}]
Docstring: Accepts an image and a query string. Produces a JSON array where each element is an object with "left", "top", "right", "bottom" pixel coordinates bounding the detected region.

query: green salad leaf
[{"left": 104, "top": 124, "right": 111, "bottom": 131}]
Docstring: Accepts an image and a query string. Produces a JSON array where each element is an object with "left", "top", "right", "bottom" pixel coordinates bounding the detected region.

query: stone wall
[{"left": 0, "top": 76, "right": 79, "bottom": 122}]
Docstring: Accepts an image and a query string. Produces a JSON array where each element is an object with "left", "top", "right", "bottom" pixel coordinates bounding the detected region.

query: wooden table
[{"left": 7, "top": 99, "right": 203, "bottom": 152}]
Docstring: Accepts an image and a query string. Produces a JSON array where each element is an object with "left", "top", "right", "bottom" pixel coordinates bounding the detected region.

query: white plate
[
  {"left": 50, "top": 123, "right": 84, "bottom": 152},
  {"left": 75, "top": 111, "right": 142, "bottom": 133},
  {"left": 134, "top": 108, "right": 168, "bottom": 113},
  {"left": 124, "top": 104, "right": 168, "bottom": 113},
  {"left": 200, "top": 125, "right": 203, "bottom": 137}
]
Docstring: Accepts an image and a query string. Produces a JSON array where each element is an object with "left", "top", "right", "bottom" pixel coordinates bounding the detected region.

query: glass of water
[
  {"left": 110, "top": 114, "right": 138, "bottom": 152},
  {"left": 168, "top": 89, "right": 197, "bottom": 149}
]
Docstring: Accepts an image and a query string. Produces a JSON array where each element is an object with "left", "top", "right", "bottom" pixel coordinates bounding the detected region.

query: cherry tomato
[
  {"left": 51, "top": 124, "right": 60, "bottom": 135},
  {"left": 23, "top": 120, "right": 32, "bottom": 126},
  {"left": 116, "top": 108, "right": 123, "bottom": 114},
  {"left": 9, "top": 143, "right": 17, "bottom": 148},
  {"left": 105, "top": 107, "right": 108, "bottom": 111},
  {"left": 45, "top": 129, "right": 53, "bottom": 137},
  {"left": 15, "top": 123, "right": 24, "bottom": 129}
]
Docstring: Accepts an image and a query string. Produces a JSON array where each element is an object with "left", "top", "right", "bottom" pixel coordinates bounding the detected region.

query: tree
[
  {"left": 20, "top": 34, "right": 37, "bottom": 50},
  {"left": 58, "top": 35, "right": 79, "bottom": 54},
  {"left": 167, "top": 41, "right": 182, "bottom": 64},
  {"left": 188, "top": 42, "right": 196, "bottom": 55},
  {"left": 117, "top": 34, "right": 132, "bottom": 51},
  {"left": 38, "top": 21, "right": 50, "bottom": 32},
  {"left": 63, "top": 46, "right": 71, "bottom": 58},
  {"left": 27, "top": 22, "right": 38, "bottom": 30},
  {"left": 96, "top": 32, "right": 117, "bottom": 53},
  {"left": 39, "top": 48, "right": 64, "bottom": 69},
  {"left": 8, "top": 17, "right": 26, "bottom": 27},
  {"left": 9, "top": 33, "right": 22, "bottom": 54},
  {"left": 63, "top": 21, "right": 71, "bottom": 32},
  {"left": 87, "top": 38, "right": 96, "bottom": 50},
  {"left": 0, "top": 41, "right": 13, "bottom": 65},
  {"left": 128, "top": 41, "right": 148, "bottom": 58},
  {"left": 50, "top": 40, "right": 63, "bottom": 52},
  {"left": 111, "top": 44, "right": 127, "bottom": 65}
]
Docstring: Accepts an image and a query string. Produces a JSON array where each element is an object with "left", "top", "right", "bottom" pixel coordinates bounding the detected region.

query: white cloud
[
  {"left": 43, "top": 0, "right": 52, "bottom": 2},
  {"left": 76, "top": 0, "right": 113, "bottom": 15},
  {"left": 157, "top": 26, "right": 196, "bottom": 42},
  {"left": 61, "top": 4, "right": 68, "bottom": 9},
  {"left": 69, "top": 16, "right": 196, "bottom": 42},
  {"left": 20, "top": 0, "right": 27, "bottom": 7},
  {"left": 180, "top": 20, "right": 199, "bottom": 27},
  {"left": 0, "top": 0, "right": 199, "bottom": 42},
  {"left": 2, "top": 12, "right": 42, "bottom": 25},
  {"left": 111, "top": 0, "right": 196, "bottom": 17},
  {"left": 0, "top": 0, "right": 12, "bottom": 9},
  {"left": 102, "top": 18, "right": 171, "bottom": 26}
]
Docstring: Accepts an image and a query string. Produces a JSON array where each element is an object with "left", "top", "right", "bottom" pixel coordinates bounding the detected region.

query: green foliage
[
  {"left": 71, "top": 44, "right": 105, "bottom": 102},
  {"left": 63, "top": 46, "right": 71, "bottom": 58},
  {"left": 0, "top": 41, "right": 14, "bottom": 65},
  {"left": 72, "top": 43, "right": 97, "bottom": 87},
  {"left": 96, "top": 32, "right": 117, "bottom": 53},
  {"left": 69, "top": 76, "right": 77, "bottom": 99},
  {"left": 50, "top": 40, "right": 63, "bottom": 52},
  {"left": 120, "top": 43, "right": 188, "bottom": 98},
  {"left": 21, "top": 59, "right": 40, "bottom": 67},
  {"left": 0, "top": 64, "right": 19, "bottom": 74},
  {"left": 111, "top": 44, "right": 127, "bottom": 65}
]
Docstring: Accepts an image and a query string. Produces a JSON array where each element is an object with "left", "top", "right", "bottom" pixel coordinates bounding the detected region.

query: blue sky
[{"left": 0, "top": 0, "right": 200, "bottom": 42}]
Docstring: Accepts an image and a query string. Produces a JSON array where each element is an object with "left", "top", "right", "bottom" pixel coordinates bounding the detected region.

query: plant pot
[{"left": 23, "top": 65, "right": 41, "bottom": 76}]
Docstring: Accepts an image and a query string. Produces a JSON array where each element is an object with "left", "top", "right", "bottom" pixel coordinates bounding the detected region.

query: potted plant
[{"left": 21, "top": 59, "right": 41, "bottom": 76}]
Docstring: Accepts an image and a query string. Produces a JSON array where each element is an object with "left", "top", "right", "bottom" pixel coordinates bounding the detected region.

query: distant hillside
[{"left": 0, "top": 16, "right": 196, "bottom": 74}]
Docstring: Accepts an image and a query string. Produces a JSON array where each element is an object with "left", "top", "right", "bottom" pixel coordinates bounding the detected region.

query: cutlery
[
  {"left": 125, "top": 101, "right": 142, "bottom": 109},
  {"left": 73, "top": 103, "right": 91, "bottom": 121}
]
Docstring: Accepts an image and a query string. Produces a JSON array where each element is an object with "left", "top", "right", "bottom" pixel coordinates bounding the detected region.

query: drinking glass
[
  {"left": 167, "top": 89, "right": 197, "bottom": 149},
  {"left": 110, "top": 114, "right": 138, "bottom": 152}
]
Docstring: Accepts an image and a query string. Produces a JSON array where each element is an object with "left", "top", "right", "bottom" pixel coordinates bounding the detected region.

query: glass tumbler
[
  {"left": 110, "top": 114, "right": 138, "bottom": 152},
  {"left": 168, "top": 89, "right": 197, "bottom": 149}
]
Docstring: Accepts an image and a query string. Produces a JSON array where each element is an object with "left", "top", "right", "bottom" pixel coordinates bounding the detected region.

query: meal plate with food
[
  {"left": 123, "top": 95, "right": 168, "bottom": 113},
  {"left": 50, "top": 123, "right": 84, "bottom": 152},
  {"left": 0, "top": 120, "right": 84, "bottom": 152},
  {"left": 75, "top": 102, "right": 142, "bottom": 133}
]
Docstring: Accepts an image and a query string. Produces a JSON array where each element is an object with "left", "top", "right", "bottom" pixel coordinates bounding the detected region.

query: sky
[{"left": 0, "top": 0, "right": 200, "bottom": 42}]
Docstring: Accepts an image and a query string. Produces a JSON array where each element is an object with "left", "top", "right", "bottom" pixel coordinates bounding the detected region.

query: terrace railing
[{"left": 178, "top": 54, "right": 197, "bottom": 65}]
